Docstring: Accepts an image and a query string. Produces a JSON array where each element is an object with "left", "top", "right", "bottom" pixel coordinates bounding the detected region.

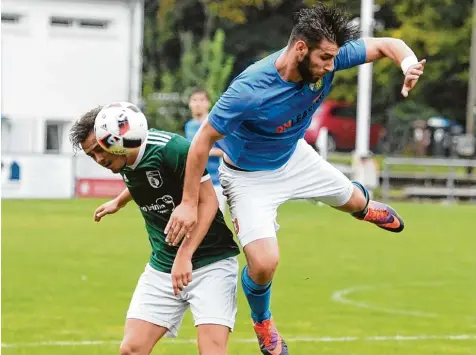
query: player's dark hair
[
  {"left": 189, "top": 87, "right": 210, "bottom": 101},
  {"left": 288, "top": 2, "right": 360, "bottom": 49},
  {"left": 69, "top": 106, "right": 103, "bottom": 154}
]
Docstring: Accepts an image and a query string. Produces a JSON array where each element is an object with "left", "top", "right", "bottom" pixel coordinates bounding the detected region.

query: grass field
[{"left": 2, "top": 199, "right": 475, "bottom": 355}]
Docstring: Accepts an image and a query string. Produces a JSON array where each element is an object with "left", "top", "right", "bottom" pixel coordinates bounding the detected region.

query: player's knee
[
  {"left": 197, "top": 325, "right": 228, "bottom": 355},
  {"left": 248, "top": 253, "right": 279, "bottom": 283},
  {"left": 244, "top": 238, "right": 280, "bottom": 284},
  {"left": 198, "top": 337, "right": 227, "bottom": 355},
  {"left": 119, "top": 341, "right": 145, "bottom": 355}
]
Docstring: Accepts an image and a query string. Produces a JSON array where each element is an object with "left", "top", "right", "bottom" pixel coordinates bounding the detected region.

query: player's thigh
[
  {"left": 126, "top": 264, "right": 188, "bottom": 339},
  {"left": 120, "top": 319, "right": 168, "bottom": 355},
  {"left": 187, "top": 257, "right": 239, "bottom": 332},
  {"left": 228, "top": 192, "right": 279, "bottom": 248},
  {"left": 291, "top": 140, "right": 353, "bottom": 207},
  {"left": 197, "top": 324, "right": 230, "bottom": 355},
  {"left": 219, "top": 166, "right": 286, "bottom": 248}
]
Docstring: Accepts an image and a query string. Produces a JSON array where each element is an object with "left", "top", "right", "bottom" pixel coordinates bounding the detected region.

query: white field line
[{"left": 331, "top": 282, "right": 449, "bottom": 318}]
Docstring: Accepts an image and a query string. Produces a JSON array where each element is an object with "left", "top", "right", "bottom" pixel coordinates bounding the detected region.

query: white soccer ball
[{"left": 94, "top": 102, "right": 148, "bottom": 155}]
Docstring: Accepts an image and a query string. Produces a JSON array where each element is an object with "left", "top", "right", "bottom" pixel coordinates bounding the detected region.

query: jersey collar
[
  {"left": 128, "top": 134, "right": 148, "bottom": 170},
  {"left": 193, "top": 114, "right": 208, "bottom": 123}
]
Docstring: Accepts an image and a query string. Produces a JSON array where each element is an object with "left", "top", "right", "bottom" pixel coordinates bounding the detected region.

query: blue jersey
[
  {"left": 185, "top": 118, "right": 222, "bottom": 186},
  {"left": 208, "top": 39, "right": 367, "bottom": 171}
]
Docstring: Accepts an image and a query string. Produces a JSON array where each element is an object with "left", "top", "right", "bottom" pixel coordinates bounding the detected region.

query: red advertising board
[{"left": 75, "top": 179, "right": 126, "bottom": 198}]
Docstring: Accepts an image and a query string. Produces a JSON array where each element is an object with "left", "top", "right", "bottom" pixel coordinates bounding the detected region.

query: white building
[{"left": 1, "top": 0, "right": 144, "bottom": 154}]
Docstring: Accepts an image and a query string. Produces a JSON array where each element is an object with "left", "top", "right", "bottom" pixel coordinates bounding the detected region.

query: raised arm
[
  {"left": 363, "top": 37, "right": 416, "bottom": 64},
  {"left": 164, "top": 121, "right": 224, "bottom": 245},
  {"left": 166, "top": 79, "right": 257, "bottom": 243},
  {"left": 170, "top": 178, "right": 219, "bottom": 295},
  {"left": 185, "top": 120, "right": 224, "bottom": 158},
  {"left": 183, "top": 121, "right": 224, "bottom": 206},
  {"left": 335, "top": 38, "right": 425, "bottom": 97},
  {"left": 366, "top": 37, "right": 425, "bottom": 97}
]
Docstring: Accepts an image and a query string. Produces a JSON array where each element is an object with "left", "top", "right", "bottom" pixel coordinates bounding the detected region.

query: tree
[
  {"left": 144, "top": 29, "right": 234, "bottom": 133},
  {"left": 142, "top": 0, "right": 473, "bottom": 130},
  {"left": 142, "top": 0, "right": 285, "bottom": 133}
]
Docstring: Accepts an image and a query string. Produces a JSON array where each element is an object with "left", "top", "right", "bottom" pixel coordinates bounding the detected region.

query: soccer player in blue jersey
[
  {"left": 166, "top": 3, "right": 425, "bottom": 354},
  {"left": 184, "top": 88, "right": 226, "bottom": 213}
]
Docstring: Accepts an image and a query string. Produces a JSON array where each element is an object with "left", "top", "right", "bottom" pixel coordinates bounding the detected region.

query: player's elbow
[
  {"left": 198, "top": 196, "right": 219, "bottom": 218},
  {"left": 365, "top": 37, "right": 404, "bottom": 62},
  {"left": 380, "top": 38, "right": 407, "bottom": 57},
  {"left": 377, "top": 37, "right": 404, "bottom": 46},
  {"left": 198, "top": 182, "right": 219, "bottom": 214}
]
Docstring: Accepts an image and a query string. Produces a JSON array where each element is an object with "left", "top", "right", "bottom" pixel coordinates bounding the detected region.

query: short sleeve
[
  {"left": 163, "top": 135, "right": 210, "bottom": 182},
  {"left": 334, "top": 39, "right": 367, "bottom": 72},
  {"left": 208, "top": 79, "right": 259, "bottom": 136},
  {"left": 184, "top": 121, "right": 195, "bottom": 141}
]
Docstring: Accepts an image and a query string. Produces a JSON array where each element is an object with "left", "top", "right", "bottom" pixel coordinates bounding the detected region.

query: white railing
[{"left": 382, "top": 157, "right": 476, "bottom": 202}]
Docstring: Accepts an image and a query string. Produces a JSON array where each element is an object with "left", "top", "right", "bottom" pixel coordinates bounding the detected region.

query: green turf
[{"left": 2, "top": 199, "right": 475, "bottom": 355}]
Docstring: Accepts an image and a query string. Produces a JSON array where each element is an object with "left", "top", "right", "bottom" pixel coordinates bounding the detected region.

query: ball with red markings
[{"left": 94, "top": 102, "right": 148, "bottom": 155}]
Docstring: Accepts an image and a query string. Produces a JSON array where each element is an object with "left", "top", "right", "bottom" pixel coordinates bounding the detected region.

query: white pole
[
  {"left": 466, "top": 0, "right": 476, "bottom": 135},
  {"left": 128, "top": 0, "right": 145, "bottom": 105},
  {"left": 355, "top": 0, "right": 374, "bottom": 157},
  {"left": 317, "top": 127, "right": 328, "bottom": 160}
]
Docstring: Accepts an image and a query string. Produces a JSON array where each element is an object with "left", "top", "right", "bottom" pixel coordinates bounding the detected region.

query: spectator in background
[{"left": 185, "top": 88, "right": 226, "bottom": 214}]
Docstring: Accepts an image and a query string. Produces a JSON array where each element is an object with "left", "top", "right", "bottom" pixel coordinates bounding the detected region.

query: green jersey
[{"left": 120, "top": 129, "right": 239, "bottom": 273}]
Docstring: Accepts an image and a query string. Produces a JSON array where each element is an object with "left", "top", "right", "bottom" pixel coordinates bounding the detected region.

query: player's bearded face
[
  {"left": 297, "top": 52, "right": 316, "bottom": 84},
  {"left": 297, "top": 40, "right": 338, "bottom": 83}
]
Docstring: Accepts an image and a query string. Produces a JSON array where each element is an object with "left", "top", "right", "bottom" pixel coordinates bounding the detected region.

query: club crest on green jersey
[{"left": 146, "top": 170, "right": 163, "bottom": 188}]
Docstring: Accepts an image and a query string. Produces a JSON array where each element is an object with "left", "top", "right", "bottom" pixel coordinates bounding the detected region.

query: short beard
[{"left": 297, "top": 53, "right": 316, "bottom": 84}]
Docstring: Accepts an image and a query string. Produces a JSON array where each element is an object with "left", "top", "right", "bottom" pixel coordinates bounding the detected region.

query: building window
[
  {"left": 50, "top": 16, "right": 73, "bottom": 27},
  {"left": 49, "top": 16, "right": 110, "bottom": 30},
  {"left": 1, "top": 13, "right": 22, "bottom": 24},
  {"left": 79, "top": 19, "right": 109, "bottom": 29},
  {"left": 45, "top": 122, "right": 63, "bottom": 153}
]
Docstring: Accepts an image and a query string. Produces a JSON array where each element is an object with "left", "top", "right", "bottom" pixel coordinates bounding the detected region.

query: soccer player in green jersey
[{"left": 69, "top": 106, "right": 240, "bottom": 355}]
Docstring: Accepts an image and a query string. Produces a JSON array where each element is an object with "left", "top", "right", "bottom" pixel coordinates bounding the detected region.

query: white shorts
[
  {"left": 126, "top": 257, "right": 239, "bottom": 338},
  {"left": 219, "top": 139, "right": 353, "bottom": 247},
  {"left": 213, "top": 184, "right": 227, "bottom": 214}
]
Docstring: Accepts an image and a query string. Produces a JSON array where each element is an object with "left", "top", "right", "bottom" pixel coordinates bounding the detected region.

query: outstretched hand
[
  {"left": 401, "top": 59, "right": 426, "bottom": 98},
  {"left": 93, "top": 199, "right": 121, "bottom": 222}
]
